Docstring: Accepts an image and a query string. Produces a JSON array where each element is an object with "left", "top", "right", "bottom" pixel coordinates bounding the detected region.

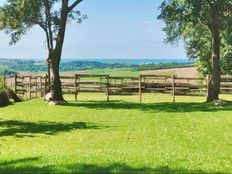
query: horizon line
[{"left": 0, "top": 57, "right": 189, "bottom": 60}]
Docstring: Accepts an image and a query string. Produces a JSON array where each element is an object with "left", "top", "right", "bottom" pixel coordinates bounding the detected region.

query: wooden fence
[
  {"left": 61, "top": 74, "right": 110, "bottom": 101},
  {"left": 13, "top": 74, "right": 47, "bottom": 100},
  {"left": 140, "top": 75, "right": 207, "bottom": 102},
  {"left": 4, "top": 74, "right": 232, "bottom": 102}
]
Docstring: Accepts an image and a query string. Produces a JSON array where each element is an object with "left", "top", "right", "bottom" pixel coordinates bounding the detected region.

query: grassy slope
[{"left": 0, "top": 93, "right": 232, "bottom": 173}]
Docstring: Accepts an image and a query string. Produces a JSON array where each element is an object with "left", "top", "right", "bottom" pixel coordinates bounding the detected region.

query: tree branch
[
  {"left": 45, "top": 0, "right": 54, "bottom": 50},
  {"left": 37, "top": 22, "right": 51, "bottom": 51},
  {"left": 68, "top": 0, "right": 83, "bottom": 13}
]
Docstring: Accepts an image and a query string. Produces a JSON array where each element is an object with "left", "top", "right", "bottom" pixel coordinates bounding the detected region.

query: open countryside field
[
  {"left": 1, "top": 0, "right": 232, "bottom": 173},
  {"left": 4, "top": 68, "right": 177, "bottom": 92},
  {"left": 141, "top": 67, "right": 198, "bottom": 77},
  {"left": 58, "top": 68, "right": 142, "bottom": 77},
  {"left": 0, "top": 93, "right": 232, "bottom": 173},
  {"left": 11, "top": 67, "right": 181, "bottom": 77},
  {"left": 86, "top": 69, "right": 175, "bottom": 77}
]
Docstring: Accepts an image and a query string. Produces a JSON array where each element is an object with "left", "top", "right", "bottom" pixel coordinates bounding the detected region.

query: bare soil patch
[{"left": 140, "top": 67, "right": 198, "bottom": 77}]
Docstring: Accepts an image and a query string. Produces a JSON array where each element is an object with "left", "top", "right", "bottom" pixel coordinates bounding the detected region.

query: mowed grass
[{"left": 0, "top": 93, "right": 232, "bottom": 173}]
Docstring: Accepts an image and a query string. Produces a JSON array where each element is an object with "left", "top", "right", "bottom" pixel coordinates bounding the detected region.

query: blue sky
[{"left": 0, "top": 0, "right": 186, "bottom": 59}]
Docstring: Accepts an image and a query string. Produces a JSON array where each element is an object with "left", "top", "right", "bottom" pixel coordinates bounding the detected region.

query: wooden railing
[
  {"left": 140, "top": 75, "right": 207, "bottom": 102},
  {"left": 4, "top": 74, "right": 232, "bottom": 102},
  {"left": 13, "top": 74, "right": 47, "bottom": 100},
  {"left": 61, "top": 74, "right": 110, "bottom": 101}
]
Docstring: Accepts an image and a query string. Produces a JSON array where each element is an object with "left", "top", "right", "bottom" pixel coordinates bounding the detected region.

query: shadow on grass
[
  {"left": 0, "top": 157, "right": 223, "bottom": 174},
  {"left": 0, "top": 120, "right": 102, "bottom": 138},
  {"left": 64, "top": 101, "right": 232, "bottom": 113}
]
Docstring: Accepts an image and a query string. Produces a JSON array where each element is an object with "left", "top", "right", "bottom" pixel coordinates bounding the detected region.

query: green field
[
  {"left": 0, "top": 93, "right": 232, "bottom": 173},
  {"left": 88, "top": 68, "right": 175, "bottom": 76},
  {"left": 15, "top": 68, "right": 175, "bottom": 77},
  {"left": 87, "top": 68, "right": 140, "bottom": 77},
  {"left": 60, "top": 68, "right": 175, "bottom": 77}
]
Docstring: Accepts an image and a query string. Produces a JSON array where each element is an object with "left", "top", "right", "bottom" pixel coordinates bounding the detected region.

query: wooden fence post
[
  {"left": 172, "top": 75, "right": 175, "bottom": 103},
  {"left": 106, "top": 75, "right": 110, "bottom": 102},
  {"left": 40, "top": 76, "right": 43, "bottom": 97},
  {"left": 35, "top": 77, "right": 38, "bottom": 98},
  {"left": 139, "top": 74, "right": 142, "bottom": 103},
  {"left": 14, "top": 74, "right": 17, "bottom": 93},
  {"left": 45, "top": 74, "right": 48, "bottom": 95},
  {"left": 22, "top": 76, "right": 25, "bottom": 100},
  {"left": 29, "top": 76, "right": 32, "bottom": 100},
  {"left": 100, "top": 76, "right": 103, "bottom": 91},
  {"left": 75, "top": 74, "right": 78, "bottom": 101}
]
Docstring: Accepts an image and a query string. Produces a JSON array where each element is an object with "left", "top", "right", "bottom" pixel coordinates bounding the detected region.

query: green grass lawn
[{"left": 0, "top": 93, "right": 232, "bottom": 173}]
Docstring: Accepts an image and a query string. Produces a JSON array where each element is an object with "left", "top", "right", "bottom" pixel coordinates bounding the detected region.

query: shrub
[
  {"left": 0, "top": 77, "right": 4, "bottom": 93},
  {"left": 0, "top": 77, "right": 10, "bottom": 107},
  {"left": 0, "top": 92, "right": 10, "bottom": 107}
]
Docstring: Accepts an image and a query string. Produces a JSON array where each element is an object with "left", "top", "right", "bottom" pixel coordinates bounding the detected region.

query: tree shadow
[
  {"left": 0, "top": 120, "right": 104, "bottom": 138},
  {"left": 0, "top": 157, "right": 223, "bottom": 174},
  {"left": 63, "top": 101, "right": 232, "bottom": 113}
]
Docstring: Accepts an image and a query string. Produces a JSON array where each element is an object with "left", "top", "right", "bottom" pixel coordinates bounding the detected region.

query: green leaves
[
  {"left": 0, "top": 0, "right": 86, "bottom": 47},
  {"left": 159, "top": 0, "right": 232, "bottom": 76},
  {"left": 0, "top": 77, "right": 4, "bottom": 93},
  {"left": 0, "top": 0, "right": 41, "bottom": 44}
]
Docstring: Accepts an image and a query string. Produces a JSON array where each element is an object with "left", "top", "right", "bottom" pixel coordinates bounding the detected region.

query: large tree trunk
[
  {"left": 46, "top": 52, "right": 52, "bottom": 93},
  {"left": 49, "top": 0, "right": 69, "bottom": 102},
  {"left": 50, "top": 54, "right": 63, "bottom": 101},
  {"left": 207, "top": 15, "right": 221, "bottom": 102}
]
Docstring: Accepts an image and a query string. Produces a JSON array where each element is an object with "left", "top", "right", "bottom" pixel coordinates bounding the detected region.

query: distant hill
[{"left": 0, "top": 58, "right": 194, "bottom": 75}]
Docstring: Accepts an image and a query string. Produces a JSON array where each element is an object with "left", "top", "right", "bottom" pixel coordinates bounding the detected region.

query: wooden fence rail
[
  {"left": 12, "top": 74, "right": 47, "bottom": 100},
  {"left": 4, "top": 74, "right": 232, "bottom": 102}
]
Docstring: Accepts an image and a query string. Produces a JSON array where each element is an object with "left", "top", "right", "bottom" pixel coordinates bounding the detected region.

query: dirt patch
[{"left": 140, "top": 67, "right": 198, "bottom": 77}]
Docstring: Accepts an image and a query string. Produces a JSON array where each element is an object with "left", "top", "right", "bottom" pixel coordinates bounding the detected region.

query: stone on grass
[
  {"left": 45, "top": 92, "right": 52, "bottom": 102},
  {"left": 48, "top": 101, "right": 63, "bottom": 106},
  {"left": 213, "top": 99, "right": 227, "bottom": 106}
]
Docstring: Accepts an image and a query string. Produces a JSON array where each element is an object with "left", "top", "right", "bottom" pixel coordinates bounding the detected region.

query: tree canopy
[
  {"left": 0, "top": 0, "right": 86, "bottom": 45},
  {"left": 158, "top": 0, "right": 232, "bottom": 75},
  {"left": 159, "top": 0, "right": 232, "bottom": 101},
  {"left": 0, "top": 0, "right": 86, "bottom": 102}
]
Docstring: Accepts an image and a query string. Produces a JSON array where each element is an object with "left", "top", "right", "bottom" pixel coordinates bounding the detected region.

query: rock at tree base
[
  {"left": 45, "top": 92, "right": 66, "bottom": 105},
  {"left": 45, "top": 92, "right": 52, "bottom": 102},
  {"left": 48, "top": 101, "right": 63, "bottom": 106},
  {"left": 214, "top": 99, "right": 227, "bottom": 106}
]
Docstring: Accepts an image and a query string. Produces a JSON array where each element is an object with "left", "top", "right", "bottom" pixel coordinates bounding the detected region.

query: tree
[
  {"left": 179, "top": 22, "right": 232, "bottom": 77},
  {"left": 158, "top": 0, "right": 232, "bottom": 102},
  {"left": 0, "top": 0, "right": 86, "bottom": 102}
]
